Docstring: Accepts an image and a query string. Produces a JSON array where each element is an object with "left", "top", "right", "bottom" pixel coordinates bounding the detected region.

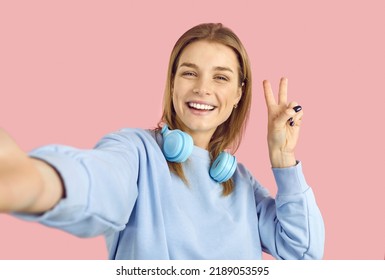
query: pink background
[{"left": 0, "top": 0, "right": 384, "bottom": 260}]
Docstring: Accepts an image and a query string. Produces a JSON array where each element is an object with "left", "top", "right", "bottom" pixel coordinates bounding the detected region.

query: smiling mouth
[{"left": 187, "top": 102, "right": 216, "bottom": 111}]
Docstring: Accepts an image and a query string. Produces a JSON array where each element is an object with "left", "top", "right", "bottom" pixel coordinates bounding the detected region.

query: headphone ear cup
[
  {"left": 162, "top": 128, "right": 193, "bottom": 162},
  {"left": 209, "top": 152, "right": 237, "bottom": 183}
]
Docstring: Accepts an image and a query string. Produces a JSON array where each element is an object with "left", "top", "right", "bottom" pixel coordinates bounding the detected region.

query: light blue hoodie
[{"left": 18, "top": 128, "right": 324, "bottom": 259}]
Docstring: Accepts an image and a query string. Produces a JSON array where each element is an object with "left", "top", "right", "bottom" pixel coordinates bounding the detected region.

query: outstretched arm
[{"left": 0, "top": 128, "right": 63, "bottom": 213}]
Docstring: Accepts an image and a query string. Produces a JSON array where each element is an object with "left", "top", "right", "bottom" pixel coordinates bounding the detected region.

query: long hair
[{"left": 159, "top": 23, "right": 252, "bottom": 195}]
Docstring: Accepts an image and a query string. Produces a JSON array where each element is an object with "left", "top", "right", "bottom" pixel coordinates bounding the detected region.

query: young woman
[{"left": 0, "top": 23, "right": 324, "bottom": 259}]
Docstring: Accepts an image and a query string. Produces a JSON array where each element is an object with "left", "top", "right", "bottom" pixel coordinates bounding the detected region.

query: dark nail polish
[
  {"left": 288, "top": 117, "right": 293, "bottom": 122},
  {"left": 290, "top": 121, "right": 295, "bottom": 126},
  {"left": 293, "top": 105, "right": 302, "bottom": 112}
]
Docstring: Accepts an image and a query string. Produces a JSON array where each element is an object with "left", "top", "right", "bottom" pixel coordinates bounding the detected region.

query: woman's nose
[{"left": 193, "top": 78, "right": 211, "bottom": 95}]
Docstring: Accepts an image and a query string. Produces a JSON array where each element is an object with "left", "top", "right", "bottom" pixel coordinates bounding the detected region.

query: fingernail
[
  {"left": 288, "top": 117, "right": 293, "bottom": 122},
  {"left": 293, "top": 105, "right": 302, "bottom": 112},
  {"left": 290, "top": 121, "right": 295, "bottom": 126}
]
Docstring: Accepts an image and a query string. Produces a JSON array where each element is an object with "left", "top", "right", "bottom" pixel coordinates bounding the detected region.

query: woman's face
[{"left": 172, "top": 40, "right": 242, "bottom": 148}]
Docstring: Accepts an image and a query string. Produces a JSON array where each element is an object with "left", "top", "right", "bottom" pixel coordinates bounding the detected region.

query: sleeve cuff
[{"left": 272, "top": 161, "right": 309, "bottom": 195}]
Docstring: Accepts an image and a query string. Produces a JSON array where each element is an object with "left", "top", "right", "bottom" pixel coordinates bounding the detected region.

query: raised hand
[{"left": 263, "top": 78, "right": 304, "bottom": 168}]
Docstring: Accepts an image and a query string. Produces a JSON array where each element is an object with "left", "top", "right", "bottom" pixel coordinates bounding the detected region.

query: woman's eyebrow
[
  {"left": 213, "top": 66, "right": 234, "bottom": 73},
  {"left": 179, "top": 62, "right": 198, "bottom": 69},
  {"left": 179, "top": 62, "right": 234, "bottom": 73}
]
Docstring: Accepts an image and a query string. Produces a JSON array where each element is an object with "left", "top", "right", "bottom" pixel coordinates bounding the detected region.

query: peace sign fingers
[
  {"left": 262, "top": 77, "right": 304, "bottom": 167},
  {"left": 263, "top": 77, "right": 289, "bottom": 108}
]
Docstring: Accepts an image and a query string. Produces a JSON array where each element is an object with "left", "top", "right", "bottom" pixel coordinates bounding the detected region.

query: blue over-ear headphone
[{"left": 161, "top": 125, "right": 237, "bottom": 183}]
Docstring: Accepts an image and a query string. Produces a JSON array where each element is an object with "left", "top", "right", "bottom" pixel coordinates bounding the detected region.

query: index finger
[{"left": 263, "top": 80, "right": 276, "bottom": 107}]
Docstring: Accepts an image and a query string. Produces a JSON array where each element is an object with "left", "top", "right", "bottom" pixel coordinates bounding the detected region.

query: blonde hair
[{"left": 158, "top": 23, "right": 252, "bottom": 195}]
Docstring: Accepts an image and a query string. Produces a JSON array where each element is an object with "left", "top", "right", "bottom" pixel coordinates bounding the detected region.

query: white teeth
[{"left": 188, "top": 102, "right": 214, "bottom": 110}]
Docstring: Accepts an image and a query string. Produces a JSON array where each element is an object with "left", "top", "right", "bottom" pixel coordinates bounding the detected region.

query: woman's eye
[
  {"left": 182, "top": 72, "right": 196, "bottom": 77},
  {"left": 215, "top": 75, "right": 229, "bottom": 81}
]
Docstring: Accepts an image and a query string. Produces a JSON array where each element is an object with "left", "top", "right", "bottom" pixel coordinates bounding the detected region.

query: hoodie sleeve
[
  {"left": 254, "top": 161, "right": 325, "bottom": 259},
  {"left": 13, "top": 131, "right": 142, "bottom": 237}
]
